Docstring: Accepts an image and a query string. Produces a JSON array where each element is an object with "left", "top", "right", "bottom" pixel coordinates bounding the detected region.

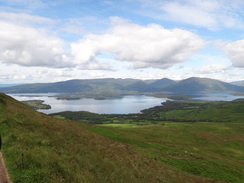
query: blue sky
[{"left": 0, "top": 0, "right": 244, "bottom": 84}]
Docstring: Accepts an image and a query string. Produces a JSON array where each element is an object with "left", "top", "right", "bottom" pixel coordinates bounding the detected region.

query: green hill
[
  {"left": 50, "top": 99, "right": 244, "bottom": 183},
  {"left": 0, "top": 93, "right": 220, "bottom": 183}
]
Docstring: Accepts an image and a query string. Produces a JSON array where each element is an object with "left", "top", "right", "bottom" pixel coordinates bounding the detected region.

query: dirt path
[{"left": 0, "top": 152, "right": 11, "bottom": 183}]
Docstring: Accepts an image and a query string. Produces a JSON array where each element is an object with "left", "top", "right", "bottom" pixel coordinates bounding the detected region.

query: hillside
[
  {"left": 0, "top": 78, "right": 139, "bottom": 94},
  {"left": 50, "top": 99, "right": 244, "bottom": 183},
  {"left": 164, "top": 77, "right": 244, "bottom": 93},
  {"left": 232, "top": 80, "right": 244, "bottom": 87},
  {"left": 123, "top": 81, "right": 151, "bottom": 92},
  {"left": 1, "top": 77, "right": 244, "bottom": 94},
  {"left": 0, "top": 93, "right": 220, "bottom": 183},
  {"left": 148, "top": 78, "right": 177, "bottom": 89}
]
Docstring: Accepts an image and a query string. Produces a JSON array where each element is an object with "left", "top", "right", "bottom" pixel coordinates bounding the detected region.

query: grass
[
  {"left": 87, "top": 122, "right": 244, "bottom": 183},
  {"left": 50, "top": 99, "right": 244, "bottom": 182},
  {"left": 53, "top": 115, "right": 66, "bottom": 119},
  {"left": 0, "top": 93, "right": 220, "bottom": 183},
  {"left": 100, "top": 124, "right": 139, "bottom": 128}
]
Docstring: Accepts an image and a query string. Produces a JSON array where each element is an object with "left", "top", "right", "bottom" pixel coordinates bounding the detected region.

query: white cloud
[
  {"left": 0, "top": 63, "right": 110, "bottom": 83},
  {"left": 0, "top": 15, "right": 114, "bottom": 70},
  {"left": 223, "top": 40, "right": 244, "bottom": 68},
  {"left": 0, "top": 21, "right": 71, "bottom": 67},
  {"left": 194, "top": 64, "right": 230, "bottom": 74},
  {"left": 59, "top": 16, "right": 107, "bottom": 36},
  {"left": 161, "top": 1, "right": 217, "bottom": 29},
  {"left": 71, "top": 18, "right": 205, "bottom": 69},
  {"left": 134, "top": 0, "right": 244, "bottom": 30},
  {"left": 0, "top": 12, "right": 56, "bottom": 25},
  {"left": 76, "top": 61, "right": 112, "bottom": 70},
  {"left": 172, "top": 1, "right": 228, "bottom": 29}
]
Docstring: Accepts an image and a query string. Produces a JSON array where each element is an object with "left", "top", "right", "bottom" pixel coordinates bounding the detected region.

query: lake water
[
  {"left": 9, "top": 94, "right": 167, "bottom": 114},
  {"left": 9, "top": 93, "right": 244, "bottom": 114},
  {"left": 191, "top": 93, "right": 244, "bottom": 101}
]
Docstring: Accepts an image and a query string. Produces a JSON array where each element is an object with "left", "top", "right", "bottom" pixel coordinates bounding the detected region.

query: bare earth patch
[{"left": 0, "top": 153, "right": 11, "bottom": 183}]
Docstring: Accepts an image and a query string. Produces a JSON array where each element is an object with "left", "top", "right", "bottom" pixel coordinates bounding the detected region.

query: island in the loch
[{"left": 21, "top": 100, "right": 51, "bottom": 110}]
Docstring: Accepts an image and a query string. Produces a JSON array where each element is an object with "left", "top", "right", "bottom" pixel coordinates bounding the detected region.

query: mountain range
[{"left": 0, "top": 77, "right": 244, "bottom": 94}]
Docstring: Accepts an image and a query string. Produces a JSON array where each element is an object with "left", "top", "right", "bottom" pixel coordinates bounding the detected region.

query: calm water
[
  {"left": 191, "top": 93, "right": 244, "bottom": 101},
  {"left": 9, "top": 93, "right": 244, "bottom": 114},
  {"left": 9, "top": 94, "right": 166, "bottom": 114}
]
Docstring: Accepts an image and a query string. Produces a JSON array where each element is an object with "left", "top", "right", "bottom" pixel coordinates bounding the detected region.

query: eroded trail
[{"left": 0, "top": 153, "right": 11, "bottom": 183}]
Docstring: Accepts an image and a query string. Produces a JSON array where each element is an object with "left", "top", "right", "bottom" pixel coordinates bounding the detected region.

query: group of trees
[{"left": 50, "top": 99, "right": 244, "bottom": 124}]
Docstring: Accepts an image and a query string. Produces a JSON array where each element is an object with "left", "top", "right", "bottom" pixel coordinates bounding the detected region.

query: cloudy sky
[{"left": 0, "top": 0, "right": 244, "bottom": 84}]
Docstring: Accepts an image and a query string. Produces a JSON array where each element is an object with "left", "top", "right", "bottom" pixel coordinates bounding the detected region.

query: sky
[{"left": 0, "top": 0, "right": 244, "bottom": 84}]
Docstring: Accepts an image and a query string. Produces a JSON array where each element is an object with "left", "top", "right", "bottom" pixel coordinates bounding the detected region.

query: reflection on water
[{"left": 9, "top": 93, "right": 244, "bottom": 114}]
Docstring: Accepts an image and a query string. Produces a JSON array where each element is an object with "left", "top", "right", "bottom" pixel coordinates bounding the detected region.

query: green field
[
  {"left": 87, "top": 122, "right": 244, "bottom": 183},
  {"left": 0, "top": 93, "right": 244, "bottom": 182},
  {"left": 52, "top": 99, "right": 244, "bottom": 183}
]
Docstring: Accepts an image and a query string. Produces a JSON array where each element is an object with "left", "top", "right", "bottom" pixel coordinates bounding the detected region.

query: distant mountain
[
  {"left": 163, "top": 77, "right": 244, "bottom": 93},
  {"left": 143, "top": 79, "right": 157, "bottom": 84},
  {"left": 0, "top": 80, "right": 91, "bottom": 93},
  {"left": 0, "top": 77, "right": 243, "bottom": 94},
  {"left": 149, "top": 78, "right": 177, "bottom": 89},
  {"left": 0, "top": 78, "right": 139, "bottom": 94},
  {"left": 123, "top": 81, "right": 151, "bottom": 92},
  {"left": 231, "top": 80, "right": 244, "bottom": 87},
  {"left": 0, "top": 84, "right": 23, "bottom": 87}
]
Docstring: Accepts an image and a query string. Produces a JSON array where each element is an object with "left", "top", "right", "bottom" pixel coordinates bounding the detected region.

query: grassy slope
[
  {"left": 49, "top": 99, "right": 244, "bottom": 182},
  {"left": 88, "top": 122, "right": 244, "bottom": 183},
  {"left": 0, "top": 93, "right": 218, "bottom": 183},
  {"left": 81, "top": 100, "right": 244, "bottom": 183}
]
